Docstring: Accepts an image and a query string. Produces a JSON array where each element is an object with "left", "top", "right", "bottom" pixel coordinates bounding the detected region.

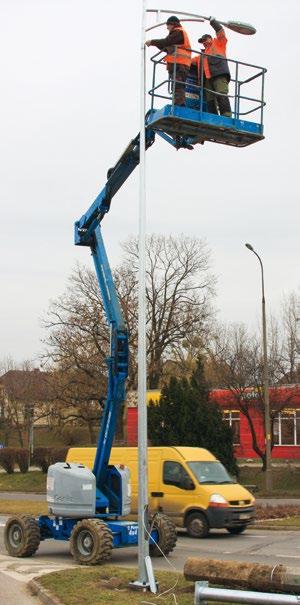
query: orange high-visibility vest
[
  {"left": 191, "top": 55, "right": 203, "bottom": 82},
  {"left": 202, "top": 29, "right": 228, "bottom": 79},
  {"left": 165, "top": 26, "right": 192, "bottom": 68}
]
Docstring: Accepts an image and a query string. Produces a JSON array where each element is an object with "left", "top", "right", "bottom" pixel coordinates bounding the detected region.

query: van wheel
[
  {"left": 70, "top": 519, "right": 113, "bottom": 565},
  {"left": 149, "top": 513, "right": 177, "bottom": 557},
  {"left": 226, "top": 525, "right": 247, "bottom": 535},
  {"left": 186, "top": 512, "right": 209, "bottom": 538}
]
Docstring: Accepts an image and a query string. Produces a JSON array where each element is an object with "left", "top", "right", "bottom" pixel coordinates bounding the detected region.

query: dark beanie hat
[
  {"left": 198, "top": 34, "right": 212, "bottom": 43},
  {"left": 166, "top": 16, "right": 180, "bottom": 25}
]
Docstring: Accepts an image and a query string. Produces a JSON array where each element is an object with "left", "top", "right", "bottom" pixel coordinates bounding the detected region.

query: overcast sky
[{"left": 1, "top": 0, "right": 299, "bottom": 364}]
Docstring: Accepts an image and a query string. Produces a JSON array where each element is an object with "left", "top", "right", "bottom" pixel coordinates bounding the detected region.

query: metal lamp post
[
  {"left": 245, "top": 243, "right": 272, "bottom": 492},
  {"left": 136, "top": 6, "right": 210, "bottom": 590},
  {"left": 136, "top": 0, "right": 150, "bottom": 589},
  {"left": 28, "top": 404, "right": 34, "bottom": 468},
  {"left": 137, "top": 5, "right": 258, "bottom": 587}
]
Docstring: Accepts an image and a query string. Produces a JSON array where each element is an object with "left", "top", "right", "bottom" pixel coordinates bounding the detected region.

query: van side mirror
[{"left": 180, "top": 477, "right": 195, "bottom": 490}]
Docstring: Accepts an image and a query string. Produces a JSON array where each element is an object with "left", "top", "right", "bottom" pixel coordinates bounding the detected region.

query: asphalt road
[
  {"left": 1, "top": 515, "right": 300, "bottom": 604},
  {"left": 0, "top": 492, "right": 45, "bottom": 501},
  {"left": 0, "top": 575, "right": 39, "bottom": 605},
  {"left": 1, "top": 516, "right": 300, "bottom": 571},
  {"left": 2, "top": 491, "right": 300, "bottom": 506}
]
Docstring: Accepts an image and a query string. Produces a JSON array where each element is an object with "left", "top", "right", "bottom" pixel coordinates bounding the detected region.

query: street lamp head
[{"left": 245, "top": 242, "right": 254, "bottom": 251}]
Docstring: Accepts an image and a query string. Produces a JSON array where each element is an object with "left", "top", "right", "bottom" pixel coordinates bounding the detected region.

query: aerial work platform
[
  {"left": 147, "top": 105, "right": 263, "bottom": 147},
  {"left": 147, "top": 49, "right": 266, "bottom": 148}
]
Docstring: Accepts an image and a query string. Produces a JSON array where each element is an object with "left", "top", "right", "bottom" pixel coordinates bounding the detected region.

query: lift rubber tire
[
  {"left": 70, "top": 519, "right": 113, "bottom": 565},
  {"left": 226, "top": 525, "right": 247, "bottom": 535},
  {"left": 149, "top": 513, "right": 177, "bottom": 557},
  {"left": 4, "top": 514, "right": 40, "bottom": 557},
  {"left": 186, "top": 512, "right": 209, "bottom": 538}
]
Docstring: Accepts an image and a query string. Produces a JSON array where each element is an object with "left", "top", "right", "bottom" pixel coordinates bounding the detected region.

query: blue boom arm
[
  {"left": 90, "top": 225, "right": 128, "bottom": 492},
  {"left": 75, "top": 129, "right": 155, "bottom": 248},
  {"left": 74, "top": 118, "right": 181, "bottom": 510},
  {"left": 74, "top": 125, "right": 168, "bottom": 510}
]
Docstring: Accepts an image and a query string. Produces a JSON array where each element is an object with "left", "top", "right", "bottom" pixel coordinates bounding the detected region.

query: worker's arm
[
  {"left": 209, "top": 17, "right": 227, "bottom": 41},
  {"left": 145, "top": 29, "right": 184, "bottom": 49}
]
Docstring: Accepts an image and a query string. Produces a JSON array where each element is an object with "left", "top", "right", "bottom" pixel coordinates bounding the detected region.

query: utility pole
[
  {"left": 245, "top": 243, "right": 272, "bottom": 492},
  {"left": 28, "top": 404, "right": 34, "bottom": 468}
]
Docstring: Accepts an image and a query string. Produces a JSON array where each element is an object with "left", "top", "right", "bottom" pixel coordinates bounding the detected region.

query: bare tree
[
  {"left": 207, "top": 318, "right": 300, "bottom": 469},
  {"left": 122, "top": 234, "right": 215, "bottom": 388},
  {"left": 43, "top": 264, "right": 109, "bottom": 376},
  {"left": 279, "top": 292, "right": 300, "bottom": 383},
  {"left": 0, "top": 358, "right": 16, "bottom": 445},
  {"left": 44, "top": 369, "right": 103, "bottom": 444},
  {"left": 42, "top": 264, "right": 109, "bottom": 442},
  {"left": 43, "top": 234, "right": 216, "bottom": 439},
  {"left": 208, "top": 323, "right": 269, "bottom": 464},
  {"left": 0, "top": 359, "right": 52, "bottom": 447}
]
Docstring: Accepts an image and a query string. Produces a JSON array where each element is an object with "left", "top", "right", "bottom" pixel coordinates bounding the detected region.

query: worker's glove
[{"left": 209, "top": 17, "right": 222, "bottom": 32}]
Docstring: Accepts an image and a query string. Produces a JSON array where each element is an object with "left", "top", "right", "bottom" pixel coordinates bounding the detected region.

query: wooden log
[{"left": 184, "top": 557, "right": 300, "bottom": 594}]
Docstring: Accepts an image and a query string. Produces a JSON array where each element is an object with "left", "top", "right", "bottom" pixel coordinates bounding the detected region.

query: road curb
[
  {"left": 29, "top": 578, "right": 64, "bottom": 605},
  {"left": 251, "top": 524, "right": 300, "bottom": 531}
]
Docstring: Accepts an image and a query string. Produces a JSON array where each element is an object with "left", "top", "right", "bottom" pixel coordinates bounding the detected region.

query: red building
[{"left": 127, "top": 385, "right": 300, "bottom": 459}]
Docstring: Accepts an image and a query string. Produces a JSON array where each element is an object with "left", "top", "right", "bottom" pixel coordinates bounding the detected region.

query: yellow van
[{"left": 67, "top": 446, "right": 255, "bottom": 538}]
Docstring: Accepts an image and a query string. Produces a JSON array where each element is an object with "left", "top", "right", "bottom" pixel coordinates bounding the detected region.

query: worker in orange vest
[
  {"left": 197, "top": 17, "right": 232, "bottom": 117},
  {"left": 145, "top": 16, "right": 191, "bottom": 107}
]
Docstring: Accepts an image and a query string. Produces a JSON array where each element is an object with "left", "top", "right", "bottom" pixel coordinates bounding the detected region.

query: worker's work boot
[
  {"left": 194, "top": 136, "right": 205, "bottom": 146},
  {"left": 218, "top": 96, "right": 232, "bottom": 118},
  {"left": 174, "top": 135, "right": 194, "bottom": 151}
]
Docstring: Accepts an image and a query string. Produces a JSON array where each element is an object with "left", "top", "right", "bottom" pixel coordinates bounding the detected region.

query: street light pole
[
  {"left": 136, "top": 0, "right": 151, "bottom": 589},
  {"left": 245, "top": 243, "right": 272, "bottom": 492},
  {"left": 28, "top": 405, "right": 34, "bottom": 468},
  {"left": 135, "top": 9, "right": 208, "bottom": 590}
]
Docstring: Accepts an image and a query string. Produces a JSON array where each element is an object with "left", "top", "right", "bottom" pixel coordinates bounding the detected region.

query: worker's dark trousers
[
  {"left": 206, "top": 75, "right": 232, "bottom": 117},
  {"left": 168, "top": 65, "right": 189, "bottom": 106}
]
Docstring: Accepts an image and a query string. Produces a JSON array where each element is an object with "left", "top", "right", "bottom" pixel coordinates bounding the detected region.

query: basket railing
[{"left": 148, "top": 47, "right": 267, "bottom": 126}]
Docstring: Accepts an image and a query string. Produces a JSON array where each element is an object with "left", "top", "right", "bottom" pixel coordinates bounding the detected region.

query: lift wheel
[
  {"left": 4, "top": 514, "right": 40, "bottom": 558},
  {"left": 70, "top": 518, "right": 113, "bottom": 565}
]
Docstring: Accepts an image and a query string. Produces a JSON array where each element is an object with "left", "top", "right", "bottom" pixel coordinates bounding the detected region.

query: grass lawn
[
  {"left": 0, "top": 499, "right": 47, "bottom": 515},
  {"left": 38, "top": 566, "right": 229, "bottom": 605},
  {"left": 1, "top": 465, "right": 300, "bottom": 498},
  {"left": 239, "top": 466, "right": 300, "bottom": 496},
  {"left": 258, "top": 516, "right": 300, "bottom": 528},
  {"left": 0, "top": 471, "right": 46, "bottom": 493}
]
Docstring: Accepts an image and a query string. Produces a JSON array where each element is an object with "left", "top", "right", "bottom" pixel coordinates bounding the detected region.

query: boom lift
[
  {"left": 4, "top": 48, "right": 266, "bottom": 564},
  {"left": 3, "top": 127, "right": 177, "bottom": 565}
]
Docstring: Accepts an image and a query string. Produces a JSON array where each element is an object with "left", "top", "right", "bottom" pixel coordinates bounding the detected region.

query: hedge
[
  {"left": 0, "top": 448, "right": 17, "bottom": 474},
  {"left": 15, "top": 448, "right": 29, "bottom": 473},
  {"left": 32, "top": 447, "right": 68, "bottom": 473},
  {"left": 0, "top": 447, "right": 68, "bottom": 473}
]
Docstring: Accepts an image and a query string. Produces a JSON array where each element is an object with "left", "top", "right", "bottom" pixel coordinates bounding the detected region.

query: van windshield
[{"left": 187, "top": 461, "right": 234, "bottom": 485}]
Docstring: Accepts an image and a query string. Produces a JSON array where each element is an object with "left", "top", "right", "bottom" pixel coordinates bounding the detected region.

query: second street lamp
[{"left": 245, "top": 243, "right": 272, "bottom": 492}]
